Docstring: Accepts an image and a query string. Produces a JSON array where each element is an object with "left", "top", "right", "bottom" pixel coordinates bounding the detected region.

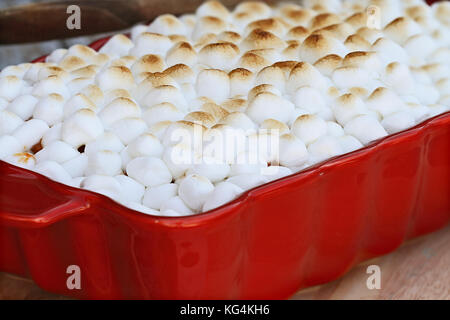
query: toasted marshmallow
[
  {"left": 287, "top": 62, "right": 327, "bottom": 93},
  {"left": 163, "top": 64, "right": 195, "bottom": 86},
  {"left": 129, "top": 32, "right": 173, "bottom": 57},
  {"left": 160, "top": 196, "right": 194, "bottom": 215},
  {"left": 382, "top": 62, "right": 415, "bottom": 95},
  {"left": 0, "top": 135, "right": 23, "bottom": 159},
  {"left": 99, "top": 34, "right": 134, "bottom": 56},
  {"left": 356, "top": 27, "right": 384, "bottom": 45},
  {"left": 0, "top": 110, "right": 24, "bottom": 135},
  {"left": 381, "top": 111, "right": 416, "bottom": 134},
  {"left": 142, "top": 85, "right": 188, "bottom": 111},
  {"left": 422, "top": 63, "right": 449, "bottom": 82},
  {"left": 255, "top": 66, "right": 286, "bottom": 92},
  {"left": 63, "top": 94, "right": 97, "bottom": 120},
  {"left": 166, "top": 42, "right": 198, "bottom": 67},
  {"left": 130, "top": 54, "right": 165, "bottom": 76},
  {"left": 260, "top": 119, "right": 289, "bottom": 135},
  {"left": 98, "top": 97, "right": 140, "bottom": 128},
  {"left": 198, "top": 42, "right": 240, "bottom": 70},
  {"left": 0, "top": 76, "right": 25, "bottom": 101},
  {"left": 228, "top": 68, "right": 254, "bottom": 97},
  {"left": 32, "top": 94, "right": 64, "bottom": 126},
  {"left": 278, "top": 133, "right": 309, "bottom": 167},
  {"left": 85, "top": 150, "right": 122, "bottom": 176},
  {"left": 217, "top": 31, "right": 242, "bottom": 44},
  {"left": 62, "top": 153, "right": 88, "bottom": 178},
  {"left": 436, "top": 78, "right": 450, "bottom": 96},
  {"left": 142, "top": 183, "right": 178, "bottom": 210},
  {"left": 59, "top": 55, "right": 87, "bottom": 72},
  {"left": 178, "top": 174, "right": 215, "bottom": 211},
  {"left": 237, "top": 52, "right": 271, "bottom": 73},
  {"left": 313, "top": 54, "right": 342, "bottom": 77},
  {"left": 285, "top": 25, "right": 310, "bottom": 42},
  {"left": 226, "top": 173, "right": 268, "bottom": 191},
  {"left": 32, "top": 75, "right": 70, "bottom": 100},
  {"left": 344, "top": 115, "right": 387, "bottom": 145},
  {"left": 184, "top": 111, "right": 216, "bottom": 127},
  {"left": 221, "top": 98, "right": 248, "bottom": 113},
  {"left": 4, "top": 152, "right": 36, "bottom": 170},
  {"left": 289, "top": 108, "right": 311, "bottom": 126},
  {"left": 62, "top": 109, "right": 104, "bottom": 148},
  {"left": 148, "top": 14, "right": 187, "bottom": 35},
  {"left": 219, "top": 112, "right": 255, "bottom": 131},
  {"left": 247, "top": 92, "right": 294, "bottom": 124},
  {"left": 196, "top": 69, "right": 230, "bottom": 102},
  {"left": 110, "top": 117, "right": 148, "bottom": 145},
  {"left": 96, "top": 66, "right": 134, "bottom": 92},
  {"left": 35, "top": 160, "right": 72, "bottom": 185},
  {"left": 35, "top": 140, "right": 79, "bottom": 163},
  {"left": 0, "top": 63, "right": 32, "bottom": 79},
  {"left": 371, "top": 37, "right": 408, "bottom": 65},
  {"left": 197, "top": 0, "right": 230, "bottom": 19},
  {"left": 384, "top": 17, "right": 422, "bottom": 44},
  {"left": 292, "top": 86, "right": 326, "bottom": 113},
  {"left": 299, "top": 34, "right": 347, "bottom": 64},
  {"left": 241, "top": 28, "right": 285, "bottom": 51},
  {"left": 202, "top": 181, "right": 243, "bottom": 211},
  {"left": 366, "top": 87, "right": 404, "bottom": 117},
  {"left": 338, "top": 135, "right": 364, "bottom": 153},
  {"left": 126, "top": 156, "right": 172, "bottom": 187},
  {"left": 344, "top": 34, "right": 371, "bottom": 51},
  {"left": 192, "top": 16, "right": 227, "bottom": 41},
  {"left": 292, "top": 114, "right": 328, "bottom": 144}
]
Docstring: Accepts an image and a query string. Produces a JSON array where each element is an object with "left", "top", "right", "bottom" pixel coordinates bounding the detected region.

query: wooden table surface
[{"left": 1, "top": 225, "right": 449, "bottom": 300}]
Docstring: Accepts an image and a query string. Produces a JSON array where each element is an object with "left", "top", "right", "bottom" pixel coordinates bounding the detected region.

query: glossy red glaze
[{"left": 1, "top": 1, "right": 449, "bottom": 298}]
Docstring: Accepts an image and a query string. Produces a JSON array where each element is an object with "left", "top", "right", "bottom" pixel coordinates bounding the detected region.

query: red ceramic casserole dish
[{"left": 1, "top": 2, "right": 449, "bottom": 299}]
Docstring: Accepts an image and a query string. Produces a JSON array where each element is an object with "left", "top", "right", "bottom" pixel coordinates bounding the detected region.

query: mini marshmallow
[
  {"left": 7, "top": 94, "right": 38, "bottom": 120},
  {"left": 291, "top": 114, "right": 328, "bottom": 145},
  {"left": 371, "top": 37, "right": 408, "bottom": 65},
  {"left": 196, "top": 69, "right": 230, "bottom": 103},
  {"left": 366, "top": 87, "right": 404, "bottom": 117},
  {"left": 4, "top": 152, "right": 36, "bottom": 170},
  {"left": 299, "top": 34, "right": 347, "bottom": 64},
  {"left": 62, "top": 153, "right": 88, "bottom": 178},
  {"left": 260, "top": 119, "right": 289, "bottom": 135},
  {"left": 198, "top": 42, "right": 240, "bottom": 70},
  {"left": 131, "top": 54, "right": 166, "bottom": 75},
  {"left": 404, "top": 34, "right": 437, "bottom": 62},
  {"left": 261, "top": 165, "right": 293, "bottom": 182},
  {"left": 344, "top": 34, "right": 371, "bottom": 52},
  {"left": 0, "top": 76, "right": 25, "bottom": 101},
  {"left": 197, "top": 0, "right": 230, "bottom": 19},
  {"left": 81, "top": 84, "right": 104, "bottom": 107},
  {"left": 129, "top": 32, "right": 173, "bottom": 57},
  {"left": 382, "top": 62, "right": 415, "bottom": 95},
  {"left": 287, "top": 62, "right": 327, "bottom": 93},
  {"left": 143, "top": 183, "right": 178, "bottom": 210},
  {"left": 126, "top": 202, "right": 160, "bottom": 215},
  {"left": 0, "top": 97, "right": 8, "bottom": 110},
  {"left": 278, "top": 133, "right": 309, "bottom": 167},
  {"left": 226, "top": 173, "right": 268, "bottom": 191},
  {"left": 255, "top": 66, "right": 286, "bottom": 92},
  {"left": 61, "top": 109, "right": 104, "bottom": 148},
  {"left": 162, "top": 143, "right": 194, "bottom": 179},
  {"left": 404, "top": 103, "right": 430, "bottom": 123},
  {"left": 383, "top": 17, "right": 422, "bottom": 44},
  {"left": 81, "top": 175, "right": 123, "bottom": 201},
  {"left": 185, "top": 111, "right": 216, "bottom": 127},
  {"left": 35, "top": 160, "right": 72, "bottom": 185},
  {"left": 84, "top": 131, "right": 124, "bottom": 156},
  {"left": 332, "top": 93, "right": 370, "bottom": 126},
  {"left": 130, "top": 24, "right": 148, "bottom": 42},
  {"left": 115, "top": 174, "right": 145, "bottom": 203},
  {"left": 221, "top": 98, "right": 248, "bottom": 113},
  {"left": 110, "top": 117, "right": 148, "bottom": 145},
  {"left": 192, "top": 16, "right": 227, "bottom": 41},
  {"left": 248, "top": 84, "right": 281, "bottom": 102},
  {"left": 230, "top": 150, "right": 268, "bottom": 176},
  {"left": 292, "top": 86, "right": 326, "bottom": 113},
  {"left": 98, "top": 97, "right": 140, "bottom": 127},
  {"left": 381, "top": 111, "right": 416, "bottom": 134},
  {"left": 338, "top": 135, "right": 364, "bottom": 154},
  {"left": 85, "top": 150, "right": 122, "bottom": 176},
  {"left": 166, "top": 42, "right": 198, "bottom": 67},
  {"left": 237, "top": 52, "right": 271, "bottom": 73},
  {"left": 220, "top": 112, "right": 257, "bottom": 131},
  {"left": 63, "top": 93, "right": 97, "bottom": 119},
  {"left": 313, "top": 54, "right": 343, "bottom": 77},
  {"left": 0, "top": 110, "right": 24, "bottom": 135},
  {"left": 35, "top": 140, "right": 79, "bottom": 163},
  {"left": 99, "top": 34, "right": 134, "bottom": 56},
  {"left": 32, "top": 94, "right": 64, "bottom": 126},
  {"left": 142, "top": 102, "right": 184, "bottom": 127},
  {"left": 0, "top": 63, "right": 32, "bottom": 79},
  {"left": 203, "top": 181, "right": 243, "bottom": 212},
  {"left": 187, "top": 156, "right": 231, "bottom": 183},
  {"left": 126, "top": 156, "right": 172, "bottom": 187},
  {"left": 428, "top": 104, "right": 450, "bottom": 117},
  {"left": 96, "top": 66, "right": 134, "bottom": 92},
  {"left": 127, "top": 133, "right": 163, "bottom": 158},
  {"left": 344, "top": 115, "right": 387, "bottom": 145},
  {"left": 0, "top": 133, "right": 23, "bottom": 160},
  {"left": 160, "top": 196, "right": 194, "bottom": 215},
  {"left": 326, "top": 121, "right": 344, "bottom": 137},
  {"left": 307, "top": 135, "right": 343, "bottom": 164},
  {"left": 12, "top": 119, "right": 48, "bottom": 150},
  {"left": 422, "top": 63, "right": 449, "bottom": 82},
  {"left": 332, "top": 66, "right": 370, "bottom": 89},
  {"left": 142, "top": 85, "right": 188, "bottom": 111},
  {"left": 247, "top": 92, "right": 294, "bottom": 124},
  {"left": 178, "top": 174, "right": 214, "bottom": 211}
]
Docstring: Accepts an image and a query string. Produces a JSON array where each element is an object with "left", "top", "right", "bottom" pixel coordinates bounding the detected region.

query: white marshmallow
[
  {"left": 383, "top": 17, "right": 422, "bottom": 44},
  {"left": 115, "top": 174, "right": 145, "bottom": 203},
  {"left": 366, "top": 88, "right": 404, "bottom": 117},
  {"left": 81, "top": 175, "right": 123, "bottom": 201},
  {"left": 62, "top": 153, "right": 88, "bottom": 178},
  {"left": 226, "top": 173, "right": 268, "bottom": 191},
  {"left": 287, "top": 62, "right": 328, "bottom": 93},
  {"left": 109, "top": 117, "right": 148, "bottom": 145},
  {"left": 371, "top": 37, "right": 408, "bottom": 65},
  {"left": 307, "top": 135, "right": 344, "bottom": 164},
  {"left": 99, "top": 34, "right": 134, "bottom": 56},
  {"left": 4, "top": 152, "right": 36, "bottom": 170},
  {"left": 35, "top": 140, "right": 79, "bottom": 163},
  {"left": 291, "top": 114, "right": 328, "bottom": 145},
  {"left": 278, "top": 133, "right": 309, "bottom": 167},
  {"left": 0, "top": 76, "right": 25, "bottom": 101},
  {"left": 160, "top": 196, "right": 194, "bottom": 216},
  {"left": 229, "top": 150, "right": 268, "bottom": 176},
  {"left": 332, "top": 66, "right": 370, "bottom": 89},
  {"left": 83, "top": 131, "right": 124, "bottom": 156},
  {"left": 142, "top": 103, "right": 184, "bottom": 127},
  {"left": 41, "top": 123, "right": 62, "bottom": 147},
  {"left": 126, "top": 156, "right": 172, "bottom": 187},
  {"left": 229, "top": 68, "right": 254, "bottom": 97},
  {"left": 32, "top": 94, "right": 64, "bottom": 126},
  {"left": 187, "top": 157, "right": 231, "bottom": 183},
  {"left": 127, "top": 133, "right": 163, "bottom": 158},
  {"left": 63, "top": 94, "right": 97, "bottom": 119},
  {"left": 405, "top": 103, "right": 430, "bottom": 123},
  {"left": 332, "top": 93, "right": 370, "bottom": 126},
  {"left": 45, "top": 48, "right": 68, "bottom": 64},
  {"left": 125, "top": 202, "right": 160, "bottom": 215},
  {"left": 292, "top": 86, "right": 326, "bottom": 113},
  {"left": 338, "top": 135, "right": 364, "bottom": 154},
  {"left": 261, "top": 166, "right": 293, "bottom": 182},
  {"left": 0, "top": 135, "right": 23, "bottom": 159},
  {"left": 178, "top": 174, "right": 215, "bottom": 211},
  {"left": 196, "top": 69, "right": 230, "bottom": 103},
  {"left": 382, "top": 62, "right": 415, "bottom": 95},
  {"left": 326, "top": 121, "right": 344, "bottom": 137},
  {"left": 142, "top": 85, "right": 188, "bottom": 111},
  {"left": 34, "top": 160, "right": 72, "bottom": 185},
  {"left": 130, "top": 25, "right": 148, "bottom": 42},
  {"left": 143, "top": 183, "right": 178, "bottom": 210},
  {"left": 12, "top": 119, "right": 49, "bottom": 150},
  {"left": 62, "top": 109, "right": 104, "bottom": 148},
  {"left": 7, "top": 95, "right": 38, "bottom": 120},
  {"left": 344, "top": 115, "right": 388, "bottom": 145},
  {"left": 31, "top": 76, "right": 70, "bottom": 100},
  {"left": 299, "top": 34, "right": 347, "bottom": 65},
  {"left": 86, "top": 150, "right": 122, "bottom": 176},
  {"left": 0, "top": 110, "right": 24, "bottom": 135},
  {"left": 99, "top": 97, "right": 140, "bottom": 127},
  {"left": 129, "top": 32, "right": 173, "bottom": 57},
  {"left": 0, "top": 97, "right": 8, "bottom": 111},
  {"left": 96, "top": 66, "right": 134, "bottom": 92},
  {"left": 203, "top": 181, "right": 243, "bottom": 212},
  {"left": 404, "top": 34, "right": 437, "bottom": 62},
  {"left": 246, "top": 92, "right": 294, "bottom": 124},
  {"left": 381, "top": 111, "right": 416, "bottom": 134}
]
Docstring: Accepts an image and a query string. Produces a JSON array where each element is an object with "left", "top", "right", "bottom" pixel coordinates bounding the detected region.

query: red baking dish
[{"left": 1, "top": 4, "right": 450, "bottom": 299}]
